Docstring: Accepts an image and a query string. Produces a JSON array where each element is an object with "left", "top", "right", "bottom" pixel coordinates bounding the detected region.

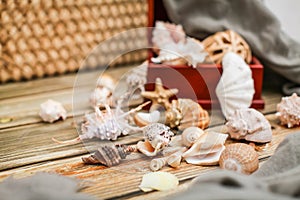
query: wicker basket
[{"left": 0, "top": 0, "right": 148, "bottom": 83}]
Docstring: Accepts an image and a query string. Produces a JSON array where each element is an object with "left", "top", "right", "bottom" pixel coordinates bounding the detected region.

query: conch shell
[
  {"left": 182, "top": 131, "right": 228, "bottom": 165},
  {"left": 276, "top": 93, "right": 300, "bottom": 128},
  {"left": 219, "top": 143, "right": 259, "bottom": 174},
  {"left": 39, "top": 99, "right": 67, "bottom": 123},
  {"left": 226, "top": 108, "right": 272, "bottom": 143},
  {"left": 181, "top": 127, "right": 205, "bottom": 147},
  {"left": 137, "top": 123, "right": 174, "bottom": 156}
]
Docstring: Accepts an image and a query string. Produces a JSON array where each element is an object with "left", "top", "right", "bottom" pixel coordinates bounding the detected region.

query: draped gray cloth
[
  {"left": 169, "top": 132, "right": 300, "bottom": 199},
  {"left": 163, "top": 0, "right": 300, "bottom": 93}
]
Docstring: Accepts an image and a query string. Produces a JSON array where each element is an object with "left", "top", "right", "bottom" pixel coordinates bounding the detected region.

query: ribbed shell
[
  {"left": 175, "top": 99, "right": 210, "bottom": 130},
  {"left": 219, "top": 143, "right": 259, "bottom": 174},
  {"left": 82, "top": 145, "right": 132, "bottom": 167},
  {"left": 181, "top": 127, "right": 205, "bottom": 147}
]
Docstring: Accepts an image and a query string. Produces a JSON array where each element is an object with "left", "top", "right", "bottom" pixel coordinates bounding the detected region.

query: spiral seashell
[
  {"left": 150, "top": 157, "right": 168, "bottom": 171},
  {"left": 82, "top": 144, "right": 136, "bottom": 167},
  {"left": 181, "top": 127, "right": 205, "bottom": 147},
  {"left": 219, "top": 143, "right": 259, "bottom": 174},
  {"left": 166, "top": 147, "right": 186, "bottom": 168},
  {"left": 276, "top": 93, "right": 300, "bottom": 128}
]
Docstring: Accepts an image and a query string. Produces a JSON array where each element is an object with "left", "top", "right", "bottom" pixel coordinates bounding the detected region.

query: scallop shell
[
  {"left": 216, "top": 52, "right": 255, "bottom": 119},
  {"left": 181, "top": 127, "right": 205, "bottom": 147},
  {"left": 226, "top": 108, "right": 272, "bottom": 143},
  {"left": 182, "top": 131, "right": 228, "bottom": 165},
  {"left": 82, "top": 144, "right": 135, "bottom": 167},
  {"left": 174, "top": 99, "right": 210, "bottom": 130},
  {"left": 39, "top": 99, "right": 67, "bottom": 123},
  {"left": 276, "top": 93, "right": 300, "bottom": 128},
  {"left": 219, "top": 143, "right": 259, "bottom": 174},
  {"left": 139, "top": 171, "right": 179, "bottom": 192}
]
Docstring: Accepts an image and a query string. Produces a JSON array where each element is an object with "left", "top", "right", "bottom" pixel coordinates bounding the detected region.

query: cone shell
[
  {"left": 276, "top": 93, "right": 300, "bottom": 128},
  {"left": 173, "top": 99, "right": 210, "bottom": 130},
  {"left": 181, "top": 127, "right": 205, "bottom": 147},
  {"left": 219, "top": 143, "right": 259, "bottom": 174}
]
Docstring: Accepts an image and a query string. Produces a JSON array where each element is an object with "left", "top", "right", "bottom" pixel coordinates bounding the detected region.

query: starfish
[{"left": 142, "top": 78, "right": 178, "bottom": 109}]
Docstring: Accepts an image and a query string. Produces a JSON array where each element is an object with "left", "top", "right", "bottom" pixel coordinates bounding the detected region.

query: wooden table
[{"left": 0, "top": 65, "right": 299, "bottom": 199}]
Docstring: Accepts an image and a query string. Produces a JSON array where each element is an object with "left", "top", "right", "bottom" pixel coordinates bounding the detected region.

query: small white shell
[
  {"left": 226, "top": 108, "right": 272, "bottom": 143},
  {"left": 216, "top": 52, "right": 255, "bottom": 119},
  {"left": 39, "top": 99, "right": 67, "bottom": 123},
  {"left": 150, "top": 157, "right": 167, "bottom": 171},
  {"left": 181, "top": 127, "right": 205, "bottom": 147},
  {"left": 276, "top": 93, "right": 300, "bottom": 128},
  {"left": 139, "top": 172, "right": 179, "bottom": 192}
]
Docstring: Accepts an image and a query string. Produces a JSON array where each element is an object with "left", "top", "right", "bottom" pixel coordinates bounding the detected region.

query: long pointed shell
[
  {"left": 181, "top": 127, "right": 205, "bottom": 147},
  {"left": 166, "top": 147, "right": 187, "bottom": 168},
  {"left": 276, "top": 93, "right": 300, "bottom": 128},
  {"left": 219, "top": 143, "right": 259, "bottom": 174},
  {"left": 216, "top": 52, "right": 255, "bottom": 119}
]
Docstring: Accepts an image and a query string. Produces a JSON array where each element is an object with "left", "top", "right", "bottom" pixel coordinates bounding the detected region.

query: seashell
[
  {"left": 151, "top": 37, "right": 207, "bottom": 68},
  {"left": 219, "top": 143, "right": 259, "bottom": 174},
  {"left": 142, "top": 77, "right": 178, "bottom": 111},
  {"left": 149, "top": 157, "right": 168, "bottom": 171},
  {"left": 133, "top": 110, "right": 161, "bottom": 127},
  {"left": 226, "top": 108, "right": 272, "bottom": 143},
  {"left": 216, "top": 52, "right": 255, "bottom": 119},
  {"left": 203, "top": 30, "right": 252, "bottom": 64},
  {"left": 82, "top": 144, "right": 136, "bottom": 167},
  {"left": 125, "top": 61, "right": 148, "bottom": 101},
  {"left": 138, "top": 123, "right": 174, "bottom": 156},
  {"left": 39, "top": 99, "right": 67, "bottom": 123},
  {"left": 52, "top": 102, "right": 149, "bottom": 144},
  {"left": 276, "top": 93, "right": 300, "bottom": 128},
  {"left": 139, "top": 171, "right": 179, "bottom": 192},
  {"left": 152, "top": 21, "right": 186, "bottom": 53},
  {"left": 166, "top": 147, "right": 186, "bottom": 168},
  {"left": 90, "top": 75, "right": 116, "bottom": 107},
  {"left": 172, "top": 99, "right": 210, "bottom": 130},
  {"left": 181, "top": 127, "right": 205, "bottom": 147},
  {"left": 182, "top": 132, "right": 228, "bottom": 165}
]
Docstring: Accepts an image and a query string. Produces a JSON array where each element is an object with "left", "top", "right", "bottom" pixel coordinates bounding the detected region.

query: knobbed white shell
[
  {"left": 226, "top": 108, "right": 272, "bottom": 143},
  {"left": 216, "top": 52, "right": 255, "bottom": 119},
  {"left": 276, "top": 93, "right": 300, "bottom": 128},
  {"left": 181, "top": 127, "right": 205, "bottom": 147},
  {"left": 39, "top": 99, "right": 67, "bottom": 123},
  {"left": 219, "top": 143, "right": 259, "bottom": 174}
]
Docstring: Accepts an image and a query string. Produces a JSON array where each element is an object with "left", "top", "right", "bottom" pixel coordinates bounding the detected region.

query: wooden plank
[{"left": 0, "top": 113, "right": 299, "bottom": 199}]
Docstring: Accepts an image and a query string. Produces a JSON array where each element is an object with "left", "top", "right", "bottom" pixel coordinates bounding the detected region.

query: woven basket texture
[{"left": 0, "top": 0, "right": 148, "bottom": 83}]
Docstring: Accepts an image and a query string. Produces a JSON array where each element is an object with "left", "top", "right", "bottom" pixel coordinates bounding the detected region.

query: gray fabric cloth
[
  {"left": 0, "top": 172, "right": 95, "bottom": 200},
  {"left": 163, "top": 0, "right": 300, "bottom": 86},
  {"left": 168, "top": 132, "right": 300, "bottom": 200}
]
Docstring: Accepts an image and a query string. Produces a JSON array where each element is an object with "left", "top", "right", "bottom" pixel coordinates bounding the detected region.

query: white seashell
[
  {"left": 216, "top": 52, "right": 255, "bottom": 119},
  {"left": 166, "top": 147, "right": 187, "bottom": 168},
  {"left": 39, "top": 99, "right": 67, "bottom": 123},
  {"left": 143, "top": 123, "right": 174, "bottom": 151},
  {"left": 133, "top": 110, "right": 161, "bottom": 127},
  {"left": 276, "top": 93, "right": 300, "bottom": 128},
  {"left": 150, "top": 157, "right": 168, "bottom": 171},
  {"left": 96, "top": 75, "right": 116, "bottom": 91},
  {"left": 137, "top": 140, "right": 158, "bottom": 157},
  {"left": 181, "top": 127, "right": 205, "bottom": 147},
  {"left": 182, "top": 131, "right": 228, "bottom": 165},
  {"left": 139, "top": 171, "right": 179, "bottom": 192},
  {"left": 226, "top": 108, "right": 272, "bottom": 143}
]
